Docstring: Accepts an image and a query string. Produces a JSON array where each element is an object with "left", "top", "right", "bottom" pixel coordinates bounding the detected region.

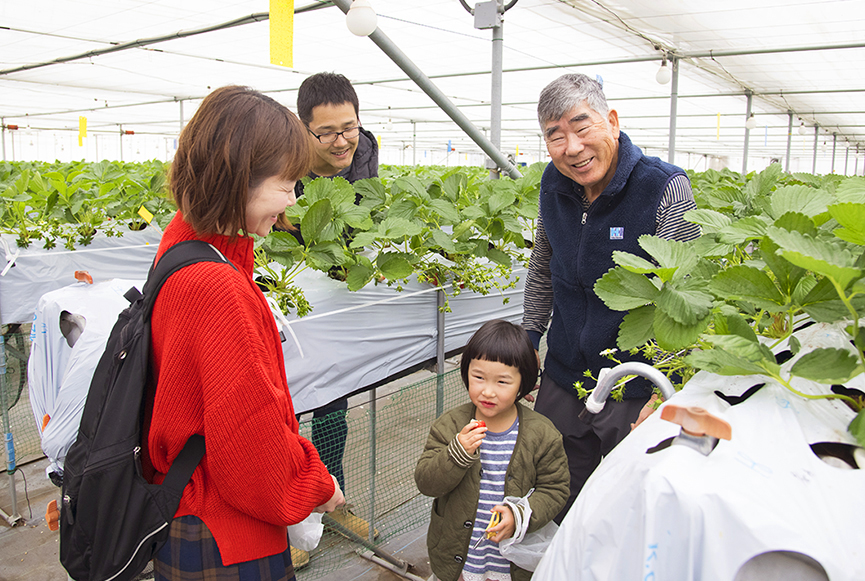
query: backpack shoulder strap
[
  {"left": 125, "top": 240, "right": 237, "bottom": 315},
  {"left": 134, "top": 240, "right": 234, "bottom": 482},
  {"left": 162, "top": 433, "right": 205, "bottom": 494}
]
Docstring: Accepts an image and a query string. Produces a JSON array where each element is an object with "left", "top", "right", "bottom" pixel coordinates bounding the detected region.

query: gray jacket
[{"left": 415, "top": 402, "right": 569, "bottom": 581}]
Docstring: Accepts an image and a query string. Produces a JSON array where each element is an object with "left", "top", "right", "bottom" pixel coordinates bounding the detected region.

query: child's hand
[
  {"left": 457, "top": 419, "right": 487, "bottom": 454},
  {"left": 488, "top": 505, "right": 516, "bottom": 543}
]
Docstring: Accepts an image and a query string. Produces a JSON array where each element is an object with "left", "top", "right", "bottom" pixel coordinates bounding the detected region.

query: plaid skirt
[{"left": 154, "top": 515, "right": 296, "bottom": 581}]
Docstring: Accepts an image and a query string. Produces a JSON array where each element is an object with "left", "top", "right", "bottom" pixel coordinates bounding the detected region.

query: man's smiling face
[
  {"left": 544, "top": 101, "right": 620, "bottom": 201},
  {"left": 306, "top": 101, "right": 360, "bottom": 177}
]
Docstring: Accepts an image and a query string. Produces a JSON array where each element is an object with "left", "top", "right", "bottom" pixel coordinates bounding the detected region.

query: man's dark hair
[
  {"left": 297, "top": 72, "right": 360, "bottom": 125},
  {"left": 460, "top": 320, "right": 539, "bottom": 400}
]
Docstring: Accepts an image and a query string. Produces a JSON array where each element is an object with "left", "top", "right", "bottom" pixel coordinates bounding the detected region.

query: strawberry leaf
[
  {"left": 594, "top": 267, "right": 660, "bottom": 311},
  {"left": 790, "top": 348, "right": 863, "bottom": 384}
]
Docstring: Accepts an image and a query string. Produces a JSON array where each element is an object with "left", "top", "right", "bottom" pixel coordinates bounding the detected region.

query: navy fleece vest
[{"left": 541, "top": 132, "right": 684, "bottom": 398}]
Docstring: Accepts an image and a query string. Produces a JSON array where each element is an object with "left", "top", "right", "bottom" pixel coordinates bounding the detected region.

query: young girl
[{"left": 415, "top": 320, "right": 569, "bottom": 581}]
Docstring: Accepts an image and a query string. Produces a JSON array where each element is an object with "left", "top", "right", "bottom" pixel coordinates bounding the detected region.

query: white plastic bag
[
  {"left": 287, "top": 512, "right": 324, "bottom": 551},
  {"left": 498, "top": 489, "right": 559, "bottom": 571},
  {"left": 499, "top": 521, "right": 559, "bottom": 571}
]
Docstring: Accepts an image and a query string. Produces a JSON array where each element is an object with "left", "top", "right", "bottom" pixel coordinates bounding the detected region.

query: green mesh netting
[
  {"left": 295, "top": 368, "right": 466, "bottom": 579},
  {"left": 3, "top": 321, "right": 549, "bottom": 579},
  {"left": 2, "top": 325, "right": 40, "bottom": 468},
  {"left": 295, "top": 336, "right": 548, "bottom": 580}
]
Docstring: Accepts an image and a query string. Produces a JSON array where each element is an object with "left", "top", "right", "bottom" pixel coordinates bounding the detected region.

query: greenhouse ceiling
[{"left": 2, "top": 0, "right": 865, "bottom": 173}]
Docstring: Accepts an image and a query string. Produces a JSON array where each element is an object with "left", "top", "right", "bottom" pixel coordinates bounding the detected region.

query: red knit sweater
[{"left": 144, "top": 212, "right": 334, "bottom": 566}]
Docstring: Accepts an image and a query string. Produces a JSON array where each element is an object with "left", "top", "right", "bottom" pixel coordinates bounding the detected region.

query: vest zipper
[{"left": 581, "top": 211, "right": 587, "bottom": 225}]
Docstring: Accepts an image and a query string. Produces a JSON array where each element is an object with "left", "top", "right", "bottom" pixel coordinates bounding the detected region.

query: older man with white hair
[{"left": 523, "top": 73, "right": 701, "bottom": 522}]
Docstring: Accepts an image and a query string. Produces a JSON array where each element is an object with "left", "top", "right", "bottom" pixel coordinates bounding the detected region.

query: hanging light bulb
[
  {"left": 798, "top": 119, "right": 807, "bottom": 136},
  {"left": 386, "top": 118, "right": 393, "bottom": 131},
  {"left": 346, "top": 0, "right": 377, "bottom": 36},
  {"left": 655, "top": 58, "right": 672, "bottom": 85},
  {"left": 745, "top": 114, "right": 757, "bottom": 130}
]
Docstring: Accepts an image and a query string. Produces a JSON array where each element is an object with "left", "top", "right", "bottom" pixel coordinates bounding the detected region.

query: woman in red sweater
[{"left": 144, "top": 85, "right": 344, "bottom": 581}]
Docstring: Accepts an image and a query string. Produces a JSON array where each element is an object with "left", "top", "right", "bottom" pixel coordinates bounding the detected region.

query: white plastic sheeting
[
  {"left": 534, "top": 321, "right": 865, "bottom": 580},
  {"left": 28, "top": 278, "right": 142, "bottom": 477},
  {"left": 280, "top": 266, "right": 524, "bottom": 412},
  {"left": 26, "top": 257, "right": 522, "bottom": 474},
  {"left": 2, "top": 1, "right": 864, "bottom": 172},
  {"left": 0, "top": 226, "right": 161, "bottom": 325}
]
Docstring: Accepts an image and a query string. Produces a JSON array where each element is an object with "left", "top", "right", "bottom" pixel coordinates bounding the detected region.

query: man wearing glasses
[
  {"left": 522, "top": 73, "right": 700, "bottom": 523},
  {"left": 296, "top": 72, "right": 378, "bottom": 199},
  {"left": 290, "top": 72, "right": 379, "bottom": 559}
]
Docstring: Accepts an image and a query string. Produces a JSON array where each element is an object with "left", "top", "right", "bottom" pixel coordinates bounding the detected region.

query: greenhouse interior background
[
  {"left": 3, "top": 2, "right": 865, "bottom": 580},
  {"left": 2, "top": 0, "right": 864, "bottom": 176}
]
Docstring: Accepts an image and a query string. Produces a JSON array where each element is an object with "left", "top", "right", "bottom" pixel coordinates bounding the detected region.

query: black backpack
[{"left": 60, "top": 240, "right": 234, "bottom": 581}]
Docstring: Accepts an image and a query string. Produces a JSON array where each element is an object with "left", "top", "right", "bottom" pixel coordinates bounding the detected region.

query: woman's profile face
[{"left": 245, "top": 175, "right": 297, "bottom": 237}]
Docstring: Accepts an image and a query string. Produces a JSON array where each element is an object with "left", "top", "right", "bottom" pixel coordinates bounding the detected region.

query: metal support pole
[
  {"left": 845, "top": 143, "right": 850, "bottom": 175},
  {"left": 119, "top": 125, "right": 124, "bottom": 162},
  {"left": 743, "top": 91, "right": 752, "bottom": 174},
  {"left": 322, "top": 513, "right": 422, "bottom": 576},
  {"left": 667, "top": 57, "right": 679, "bottom": 165},
  {"left": 785, "top": 111, "right": 793, "bottom": 173},
  {"left": 489, "top": 4, "right": 503, "bottom": 180},
  {"left": 436, "top": 290, "right": 445, "bottom": 419},
  {"left": 856, "top": 147, "right": 860, "bottom": 176},
  {"left": 367, "top": 387, "right": 377, "bottom": 543},
  {"left": 831, "top": 133, "right": 837, "bottom": 173},
  {"left": 412, "top": 121, "right": 417, "bottom": 166},
  {"left": 179, "top": 99, "right": 184, "bottom": 134},
  {"left": 812, "top": 126, "right": 819, "bottom": 174},
  {"left": 1, "top": 118, "right": 5, "bottom": 161},
  {"left": 330, "top": 0, "right": 520, "bottom": 179}
]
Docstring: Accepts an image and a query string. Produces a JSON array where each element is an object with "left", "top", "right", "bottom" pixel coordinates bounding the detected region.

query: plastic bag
[
  {"left": 499, "top": 521, "right": 558, "bottom": 571},
  {"left": 287, "top": 512, "right": 324, "bottom": 551},
  {"left": 498, "top": 489, "right": 559, "bottom": 571}
]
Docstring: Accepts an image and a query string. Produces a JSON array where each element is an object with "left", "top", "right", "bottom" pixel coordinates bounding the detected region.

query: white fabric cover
[
  {"left": 28, "top": 279, "right": 144, "bottom": 476},
  {"left": 1, "top": 226, "right": 161, "bottom": 325},
  {"left": 534, "top": 322, "right": 865, "bottom": 581},
  {"left": 25, "top": 264, "right": 524, "bottom": 476}
]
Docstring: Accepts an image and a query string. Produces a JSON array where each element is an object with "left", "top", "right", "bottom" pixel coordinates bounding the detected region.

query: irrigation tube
[{"left": 329, "top": 0, "right": 521, "bottom": 180}]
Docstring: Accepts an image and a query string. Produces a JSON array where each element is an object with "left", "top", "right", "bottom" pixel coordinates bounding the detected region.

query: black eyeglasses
[{"left": 307, "top": 126, "right": 361, "bottom": 144}]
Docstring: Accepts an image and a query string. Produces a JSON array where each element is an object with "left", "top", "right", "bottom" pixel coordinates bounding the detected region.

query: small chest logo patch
[{"left": 610, "top": 227, "right": 624, "bottom": 240}]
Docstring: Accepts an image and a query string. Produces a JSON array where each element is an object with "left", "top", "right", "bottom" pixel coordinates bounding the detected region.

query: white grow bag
[
  {"left": 534, "top": 321, "right": 865, "bottom": 580},
  {"left": 28, "top": 279, "right": 144, "bottom": 477}
]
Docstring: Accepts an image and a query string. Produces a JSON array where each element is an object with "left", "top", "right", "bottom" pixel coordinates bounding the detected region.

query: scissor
[{"left": 472, "top": 510, "right": 501, "bottom": 548}]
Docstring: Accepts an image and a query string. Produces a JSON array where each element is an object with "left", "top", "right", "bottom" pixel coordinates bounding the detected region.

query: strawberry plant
[
  {"left": 0, "top": 160, "right": 173, "bottom": 249},
  {"left": 593, "top": 164, "right": 865, "bottom": 445},
  {"left": 261, "top": 163, "right": 542, "bottom": 312},
  {"left": 1, "top": 160, "right": 543, "bottom": 320}
]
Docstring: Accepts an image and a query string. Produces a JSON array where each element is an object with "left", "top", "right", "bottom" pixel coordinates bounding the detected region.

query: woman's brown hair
[{"left": 170, "top": 85, "right": 312, "bottom": 236}]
